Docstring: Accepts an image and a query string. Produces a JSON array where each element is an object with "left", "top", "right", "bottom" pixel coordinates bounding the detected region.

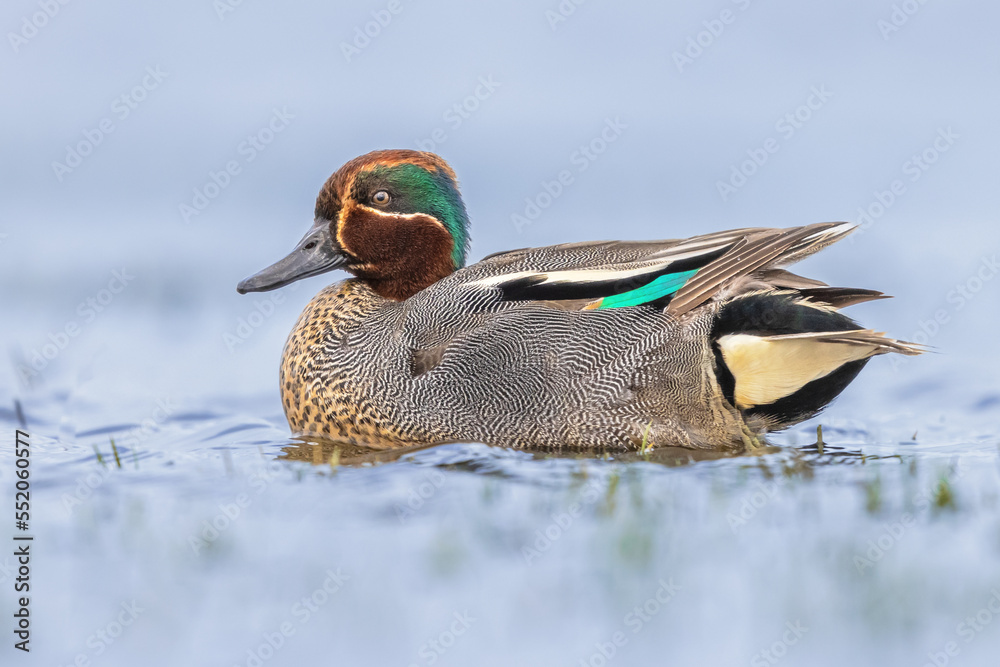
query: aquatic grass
[
  {"left": 480, "top": 478, "right": 498, "bottom": 505},
  {"left": 13, "top": 398, "right": 27, "bottom": 429},
  {"left": 756, "top": 457, "right": 776, "bottom": 481},
  {"left": 600, "top": 470, "right": 621, "bottom": 516},
  {"left": 110, "top": 438, "right": 122, "bottom": 468},
  {"left": 626, "top": 466, "right": 645, "bottom": 511},
  {"left": 932, "top": 475, "right": 956, "bottom": 511},
  {"left": 789, "top": 449, "right": 815, "bottom": 480},
  {"left": 428, "top": 529, "right": 466, "bottom": 576},
  {"left": 617, "top": 523, "right": 654, "bottom": 567},
  {"left": 640, "top": 421, "right": 654, "bottom": 459},
  {"left": 864, "top": 473, "right": 882, "bottom": 514},
  {"left": 97, "top": 438, "right": 139, "bottom": 471},
  {"left": 569, "top": 462, "right": 590, "bottom": 485}
]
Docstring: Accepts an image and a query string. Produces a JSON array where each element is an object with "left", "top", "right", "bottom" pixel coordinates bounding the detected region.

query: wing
[
  {"left": 666, "top": 222, "right": 854, "bottom": 316},
  {"left": 465, "top": 222, "right": 858, "bottom": 315}
]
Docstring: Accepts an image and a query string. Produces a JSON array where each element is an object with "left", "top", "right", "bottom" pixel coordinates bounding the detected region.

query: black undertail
[{"left": 711, "top": 290, "right": 861, "bottom": 338}]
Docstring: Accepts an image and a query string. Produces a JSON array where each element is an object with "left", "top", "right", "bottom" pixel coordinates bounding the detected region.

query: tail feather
[
  {"left": 712, "top": 291, "right": 921, "bottom": 429},
  {"left": 797, "top": 287, "right": 890, "bottom": 309},
  {"left": 795, "top": 329, "right": 924, "bottom": 355}
]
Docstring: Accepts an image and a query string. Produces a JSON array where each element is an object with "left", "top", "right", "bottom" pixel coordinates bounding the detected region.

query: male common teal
[{"left": 238, "top": 149, "right": 919, "bottom": 451}]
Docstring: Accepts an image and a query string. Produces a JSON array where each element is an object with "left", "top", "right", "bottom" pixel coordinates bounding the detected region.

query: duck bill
[{"left": 237, "top": 221, "right": 349, "bottom": 294}]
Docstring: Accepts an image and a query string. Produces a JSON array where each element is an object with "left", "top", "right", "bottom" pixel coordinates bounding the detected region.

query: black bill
[{"left": 237, "top": 220, "right": 349, "bottom": 294}]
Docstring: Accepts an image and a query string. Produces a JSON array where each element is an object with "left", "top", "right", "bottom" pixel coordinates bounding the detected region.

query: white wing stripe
[{"left": 467, "top": 244, "right": 733, "bottom": 288}]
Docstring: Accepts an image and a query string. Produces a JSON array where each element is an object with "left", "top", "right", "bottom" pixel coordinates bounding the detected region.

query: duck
[{"left": 237, "top": 149, "right": 920, "bottom": 452}]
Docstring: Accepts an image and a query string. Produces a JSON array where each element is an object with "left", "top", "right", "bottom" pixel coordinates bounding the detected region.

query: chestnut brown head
[{"left": 238, "top": 149, "right": 471, "bottom": 301}]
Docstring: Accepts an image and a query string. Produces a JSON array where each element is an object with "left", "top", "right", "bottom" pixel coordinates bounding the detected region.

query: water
[{"left": 1, "top": 375, "right": 999, "bottom": 666}]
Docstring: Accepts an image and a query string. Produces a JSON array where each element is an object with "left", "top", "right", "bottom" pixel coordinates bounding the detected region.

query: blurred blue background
[
  {"left": 2, "top": 2, "right": 999, "bottom": 666},
  {"left": 2, "top": 0, "right": 997, "bottom": 412}
]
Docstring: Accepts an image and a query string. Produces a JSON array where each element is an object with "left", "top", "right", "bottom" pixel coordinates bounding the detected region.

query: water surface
[{"left": 2, "top": 382, "right": 998, "bottom": 666}]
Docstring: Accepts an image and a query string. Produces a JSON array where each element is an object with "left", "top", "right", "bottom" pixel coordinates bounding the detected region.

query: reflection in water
[
  {"left": 279, "top": 435, "right": 443, "bottom": 467},
  {"left": 278, "top": 428, "right": 889, "bottom": 473}
]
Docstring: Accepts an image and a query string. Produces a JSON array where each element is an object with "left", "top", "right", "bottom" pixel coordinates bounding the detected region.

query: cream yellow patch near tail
[{"left": 717, "top": 330, "right": 920, "bottom": 409}]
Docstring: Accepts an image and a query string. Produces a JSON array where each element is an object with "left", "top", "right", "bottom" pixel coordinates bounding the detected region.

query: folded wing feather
[{"left": 473, "top": 222, "right": 858, "bottom": 313}]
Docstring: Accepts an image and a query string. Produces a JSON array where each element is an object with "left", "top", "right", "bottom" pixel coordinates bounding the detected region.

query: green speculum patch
[{"left": 596, "top": 269, "right": 699, "bottom": 309}]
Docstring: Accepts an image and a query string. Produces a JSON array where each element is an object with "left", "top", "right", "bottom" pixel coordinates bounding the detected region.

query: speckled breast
[{"left": 279, "top": 280, "right": 424, "bottom": 447}]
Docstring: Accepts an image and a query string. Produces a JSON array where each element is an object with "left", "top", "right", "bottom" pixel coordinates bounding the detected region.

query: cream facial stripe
[
  {"left": 335, "top": 206, "right": 352, "bottom": 257},
  {"left": 355, "top": 204, "right": 449, "bottom": 231}
]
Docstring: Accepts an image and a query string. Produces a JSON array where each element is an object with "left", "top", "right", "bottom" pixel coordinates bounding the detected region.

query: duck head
[{"left": 237, "top": 149, "right": 470, "bottom": 301}]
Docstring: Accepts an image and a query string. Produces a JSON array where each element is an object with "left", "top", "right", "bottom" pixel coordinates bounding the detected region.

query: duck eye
[{"left": 371, "top": 190, "right": 391, "bottom": 206}]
